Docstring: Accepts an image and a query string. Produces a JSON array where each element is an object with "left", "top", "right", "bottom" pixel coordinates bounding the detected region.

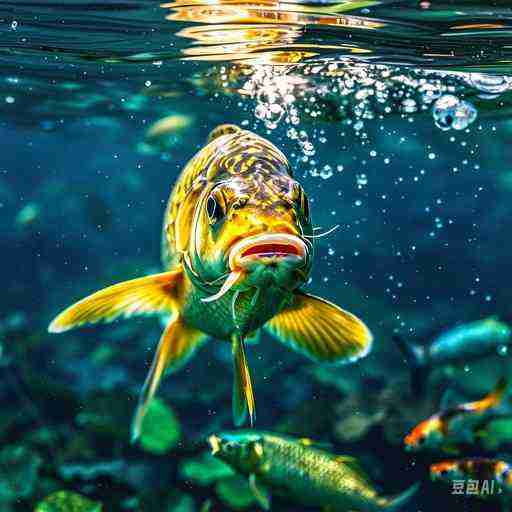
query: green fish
[
  {"left": 393, "top": 317, "right": 512, "bottom": 394},
  {"left": 208, "top": 430, "right": 419, "bottom": 511}
]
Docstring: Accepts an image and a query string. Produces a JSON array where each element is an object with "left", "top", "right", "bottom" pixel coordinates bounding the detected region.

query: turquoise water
[{"left": 2, "top": 1, "right": 512, "bottom": 510}]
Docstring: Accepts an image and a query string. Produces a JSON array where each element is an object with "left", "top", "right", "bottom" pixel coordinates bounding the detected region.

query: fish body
[
  {"left": 393, "top": 318, "right": 511, "bottom": 394},
  {"left": 404, "top": 377, "right": 510, "bottom": 452},
  {"left": 431, "top": 458, "right": 512, "bottom": 498},
  {"left": 429, "top": 318, "right": 511, "bottom": 363},
  {"left": 208, "top": 430, "right": 418, "bottom": 511},
  {"left": 48, "top": 124, "right": 373, "bottom": 438}
]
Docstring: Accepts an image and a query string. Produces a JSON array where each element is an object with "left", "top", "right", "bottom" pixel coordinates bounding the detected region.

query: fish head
[
  {"left": 430, "top": 460, "right": 464, "bottom": 482},
  {"left": 404, "top": 416, "right": 443, "bottom": 452},
  {"left": 188, "top": 173, "right": 313, "bottom": 300},
  {"left": 485, "top": 317, "right": 512, "bottom": 343},
  {"left": 495, "top": 461, "right": 512, "bottom": 491},
  {"left": 208, "top": 430, "right": 266, "bottom": 474}
]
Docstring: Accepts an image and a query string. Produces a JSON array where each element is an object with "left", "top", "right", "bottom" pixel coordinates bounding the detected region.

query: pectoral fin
[
  {"left": 249, "top": 473, "right": 271, "bottom": 511},
  {"left": 232, "top": 335, "right": 256, "bottom": 427},
  {"left": 265, "top": 291, "right": 373, "bottom": 364},
  {"left": 131, "top": 316, "right": 207, "bottom": 441},
  {"left": 48, "top": 270, "right": 182, "bottom": 333}
]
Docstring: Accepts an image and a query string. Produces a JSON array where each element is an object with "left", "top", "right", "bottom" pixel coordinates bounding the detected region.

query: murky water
[{"left": 2, "top": 1, "right": 512, "bottom": 511}]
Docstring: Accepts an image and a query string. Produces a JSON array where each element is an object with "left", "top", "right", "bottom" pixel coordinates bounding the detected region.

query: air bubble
[
  {"left": 432, "top": 95, "right": 477, "bottom": 131},
  {"left": 466, "top": 73, "right": 511, "bottom": 95}
]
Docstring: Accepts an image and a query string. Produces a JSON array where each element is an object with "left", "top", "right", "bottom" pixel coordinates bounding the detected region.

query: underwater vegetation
[{"left": 3, "top": 0, "right": 512, "bottom": 511}]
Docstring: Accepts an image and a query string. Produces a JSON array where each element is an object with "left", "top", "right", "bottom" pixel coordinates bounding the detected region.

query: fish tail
[
  {"left": 392, "top": 335, "right": 429, "bottom": 395},
  {"left": 488, "top": 376, "right": 510, "bottom": 412},
  {"left": 384, "top": 483, "right": 420, "bottom": 511},
  {"left": 232, "top": 335, "right": 256, "bottom": 427}
]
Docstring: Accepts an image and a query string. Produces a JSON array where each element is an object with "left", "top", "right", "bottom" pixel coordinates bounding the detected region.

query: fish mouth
[
  {"left": 228, "top": 233, "right": 307, "bottom": 270},
  {"left": 208, "top": 434, "right": 221, "bottom": 455},
  {"left": 201, "top": 233, "right": 308, "bottom": 304}
]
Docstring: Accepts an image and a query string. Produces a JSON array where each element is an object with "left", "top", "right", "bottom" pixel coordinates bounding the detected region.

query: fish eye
[
  {"left": 232, "top": 195, "right": 249, "bottom": 211},
  {"left": 440, "top": 469, "right": 448, "bottom": 477},
  {"left": 502, "top": 469, "right": 510, "bottom": 480},
  {"left": 206, "top": 195, "right": 225, "bottom": 225},
  {"left": 417, "top": 436, "right": 425, "bottom": 445}
]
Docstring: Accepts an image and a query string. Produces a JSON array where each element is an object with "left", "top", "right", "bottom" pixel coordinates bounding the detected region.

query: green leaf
[
  {"left": 215, "top": 475, "right": 256, "bottom": 510},
  {"left": 0, "top": 445, "right": 42, "bottom": 501},
  {"left": 35, "top": 491, "right": 102, "bottom": 512},
  {"left": 179, "top": 452, "right": 234, "bottom": 486},
  {"left": 139, "top": 398, "right": 181, "bottom": 455}
]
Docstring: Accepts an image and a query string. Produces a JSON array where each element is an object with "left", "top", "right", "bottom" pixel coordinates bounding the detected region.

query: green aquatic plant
[
  {"left": 35, "top": 491, "right": 102, "bottom": 512},
  {"left": 139, "top": 398, "right": 181, "bottom": 454},
  {"left": 478, "top": 417, "right": 512, "bottom": 451},
  {"left": 179, "top": 451, "right": 234, "bottom": 486},
  {"left": 0, "top": 445, "right": 42, "bottom": 501},
  {"left": 166, "top": 492, "right": 195, "bottom": 512},
  {"left": 215, "top": 475, "right": 256, "bottom": 510}
]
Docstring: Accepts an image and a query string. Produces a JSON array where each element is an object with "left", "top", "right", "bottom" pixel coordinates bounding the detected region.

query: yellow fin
[
  {"left": 232, "top": 335, "right": 256, "bottom": 427},
  {"left": 265, "top": 291, "right": 373, "bottom": 364},
  {"left": 48, "top": 270, "right": 182, "bottom": 333},
  {"left": 131, "top": 316, "right": 207, "bottom": 441}
]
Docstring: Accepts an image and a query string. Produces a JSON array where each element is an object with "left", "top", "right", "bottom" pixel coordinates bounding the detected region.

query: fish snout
[{"left": 228, "top": 233, "right": 309, "bottom": 272}]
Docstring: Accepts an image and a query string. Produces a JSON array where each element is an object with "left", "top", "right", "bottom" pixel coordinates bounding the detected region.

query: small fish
[
  {"left": 404, "top": 377, "right": 511, "bottom": 453},
  {"left": 208, "top": 430, "right": 419, "bottom": 511},
  {"left": 48, "top": 124, "right": 373, "bottom": 440},
  {"left": 431, "top": 458, "right": 511, "bottom": 496},
  {"left": 145, "top": 114, "right": 193, "bottom": 139},
  {"left": 393, "top": 317, "right": 511, "bottom": 394},
  {"left": 137, "top": 114, "right": 194, "bottom": 155}
]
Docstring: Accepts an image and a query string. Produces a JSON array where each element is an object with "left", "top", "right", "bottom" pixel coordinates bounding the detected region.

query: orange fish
[
  {"left": 48, "top": 124, "right": 373, "bottom": 440},
  {"left": 431, "top": 458, "right": 510, "bottom": 497},
  {"left": 404, "top": 377, "right": 509, "bottom": 452}
]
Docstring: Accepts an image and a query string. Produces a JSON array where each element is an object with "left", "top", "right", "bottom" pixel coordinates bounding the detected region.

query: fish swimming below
[
  {"left": 393, "top": 317, "right": 511, "bottom": 394},
  {"left": 404, "top": 377, "right": 512, "bottom": 453},
  {"left": 48, "top": 124, "right": 373, "bottom": 440},
  {"left": 208, "top": 430, "right": 419, "bottom": 511},
  {"left": 431, "top": 458, "right": 512, "bottom": 502}
]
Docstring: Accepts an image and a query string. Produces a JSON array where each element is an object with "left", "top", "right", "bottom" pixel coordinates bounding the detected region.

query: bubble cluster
[
  {"left": 241, "top": 67, "right": 305, "bottom": 129},
  {"left": 432, "top": 95, "right": 477, "bottom": 131},
  {"left": 233, "top": 60, "right": 495, "bottom": 148}
]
